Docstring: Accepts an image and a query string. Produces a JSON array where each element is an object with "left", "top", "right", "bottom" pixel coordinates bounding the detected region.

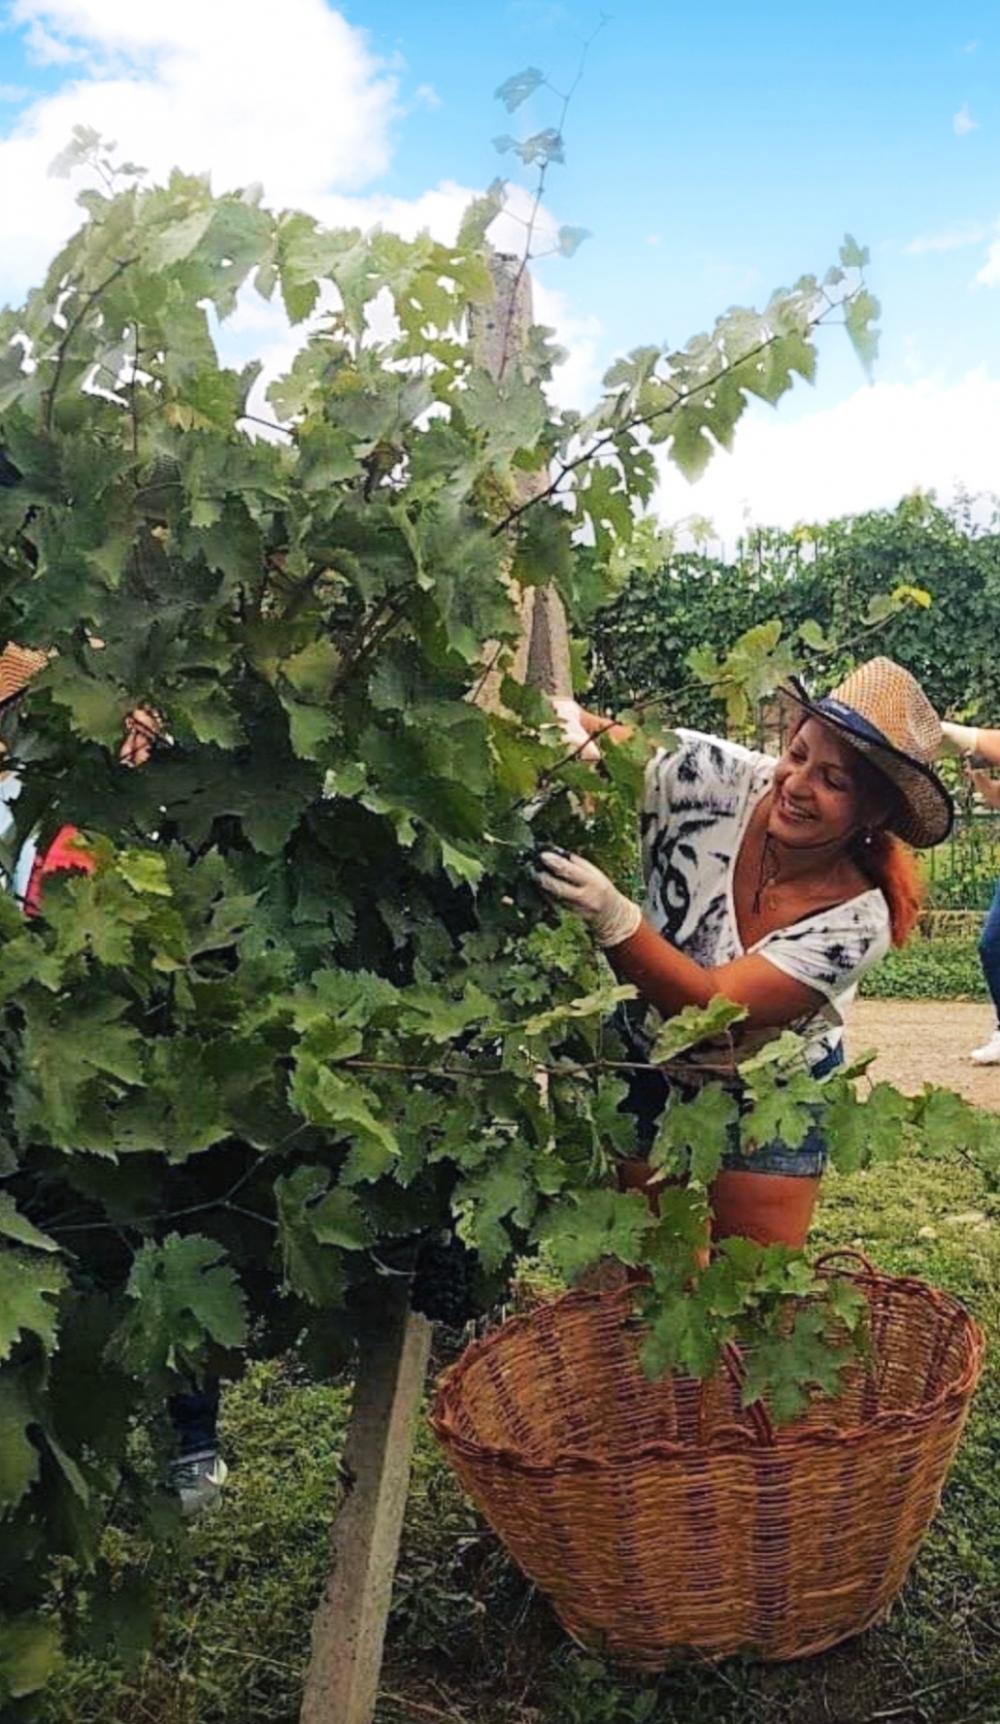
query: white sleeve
[{"left": 755, "top": 894, "right": 892, "bottom": 1004}]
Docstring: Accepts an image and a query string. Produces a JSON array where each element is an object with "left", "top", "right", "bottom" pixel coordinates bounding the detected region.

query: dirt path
[{"left": 849, "top": 999, "right": 1000, "bottom": 1109}]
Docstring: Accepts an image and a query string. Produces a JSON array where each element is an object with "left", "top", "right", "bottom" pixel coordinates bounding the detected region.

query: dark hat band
[{"left": 812, "top": 696, "right": 892, "bottom": 749}]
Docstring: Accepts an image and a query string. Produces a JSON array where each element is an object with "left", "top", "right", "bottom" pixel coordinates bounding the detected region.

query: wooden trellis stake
[{"left": 299, "top": 252, "right": 571, "bottom": 1724}]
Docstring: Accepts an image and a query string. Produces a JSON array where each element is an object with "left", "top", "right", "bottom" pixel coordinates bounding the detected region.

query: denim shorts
[{"left": 618, "top": 1039, "right": 842, "bottom": 1181}]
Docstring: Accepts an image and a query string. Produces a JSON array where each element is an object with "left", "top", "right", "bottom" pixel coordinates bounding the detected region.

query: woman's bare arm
[
  {"left": 574, "top": 706, "right": 636, "bottom": 746},
  {"left": 605, "top": 917, "right": 823, "bottom": 1029},
  {"left": 940, "top": 721, "right": 1000, "bottom": 768}
]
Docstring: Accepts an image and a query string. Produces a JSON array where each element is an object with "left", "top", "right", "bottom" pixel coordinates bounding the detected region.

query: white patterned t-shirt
[{"left": 634, "top": 729, "right": 892, "bottom": 1073}]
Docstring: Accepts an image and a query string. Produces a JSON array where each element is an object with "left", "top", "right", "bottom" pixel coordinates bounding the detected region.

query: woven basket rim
[{"left": 430, "top": 1271, "right": 985, "bottom": 1474}]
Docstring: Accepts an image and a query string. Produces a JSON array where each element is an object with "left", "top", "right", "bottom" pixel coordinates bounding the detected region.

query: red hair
[{"left": 853, "top": 827, "right": 924, "bottom": 948}]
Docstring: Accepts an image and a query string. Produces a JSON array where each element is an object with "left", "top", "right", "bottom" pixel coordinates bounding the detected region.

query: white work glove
[
  {"left": 536, "top": 850, "right": 643, "bottom": 949},
  {"left": 548, "top": 697, "right": 601, "bottom": 763}
]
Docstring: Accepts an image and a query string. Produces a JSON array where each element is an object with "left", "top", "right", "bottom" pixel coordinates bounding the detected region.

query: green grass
[
  {"left": 861, "top": 935, "right": 988, "bottom": 1001},
  {"left": 42, "top": 1152, "right": 1000, "bottom": 1724}
]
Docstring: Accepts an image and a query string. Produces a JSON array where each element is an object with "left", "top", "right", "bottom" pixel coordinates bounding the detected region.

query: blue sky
[
  {"left": 1, "top": 0, "right": 999, "bottom": 542},
  {"left": 343, "top": 1, "right": 1000, "bottom": 395}
]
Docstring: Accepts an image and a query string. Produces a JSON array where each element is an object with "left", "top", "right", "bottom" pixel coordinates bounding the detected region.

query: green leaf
[
  {"left": 0, "top": 1374, "right": 40, "bottom": 1509},
  {"left": 289, "top": 1059, "right": 397, "bottom": 1182},
  {"left": 798, "top": 617, "right": 828, "bottom": 650},
  {"left": 823, "top": 1079, "right": 912, "bottom": 1173},
  {"left": 440, "top": 839, "right": 485, "bottom": 890},
  {"left": 845, "top": 288, "right": 881, "bottom": 379},
  {"left": 640, "top": 1289, "right": 721, "bottom": 1379},
  {"left": 17, "top": 995, "right": 144, "bottom": 1148},
  {"left": 740, "top": 1067, "right": 823, "bottom": 1154},
  {"left": 113, "top": 1234, "right": 247, "bottom": 1379},
  {"left": 839, "top": 233, "right": 870, "bottom": 269},
  {"left": 648, "top": 998, "right": 747, "bottom": 1063},
  {"left": 742, "top": 1304, "right": 855, "bottom": 1423},
  {"left": 557, "top": 225, "right": 591, "bottom": 258},
  {"left": 541, "top": 1189, "right": 655, "bottom": 1282},
  {"left": 454, "top": 1144, "right": 538, "bottom": 1271},
  {"left": 457, "top": 179, "right": 506, "bottom": 250},
  {"left": 282, "top": 637, "right": 341, "bottom": 701},
  {"left": 0, "top": 1195, "right": 60, "bottom": 1255},
  {"left": 82, "top": 1563, "right": 155, "bottom": 1675},
  {"left": 650, "top": 1084, "right": 738, "bottom": 1185},
  {"left": 310, "top": 1186, "right": 373, "bottom": 1250},
  {"left": 494, "top": 67, "right": 546, "bottom": 111},
  {"left": 0, "top": 1613, "right": 62, "bottom": 1700},
  {"left": 523, "top": 981, "right": 635, "bottom": 1037},
  {"left": 274, "top": 1167, "right": 349, "bottom": 1306},
  {"left": 117, "top": 850, "right": 172, "bottom": 897},
  {"left": 0, "top": 1249, "right": 65, "bottom": 1362}
]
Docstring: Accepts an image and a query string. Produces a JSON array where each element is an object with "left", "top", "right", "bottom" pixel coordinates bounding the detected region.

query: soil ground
[{"left": 850, "top": 998, "right": 1000, "bottom": 1109}]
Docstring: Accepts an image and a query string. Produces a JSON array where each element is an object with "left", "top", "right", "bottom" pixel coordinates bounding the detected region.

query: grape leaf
[
  {"left": 0, "top": 1613, "right": 62, "bottom": 1700},
  {"left": 649, "top": 997, "right": 747, "bottom": 1063},
  {"left": 494, "top": 67, "right": 546, "bottom": 111},
  {"left": 0, "top": 1374, "right": 39, "bottom": 1509},
  {"left": 839, "top": 232, "right": 870, "bottom": 268},
  {"left": 740, "top": 1068, "right": 823, "bottom": 1154},
  {"left": 454, "top": 1144, "right": 538, "bottom": 1271},
  {"left": 0, "top": 1195, "right": 60, "bottom": 1255},
  {"left": 650, "top": 1083, "right": 738, "bottom": 1185},
  {"left": 274, "top": 1167, "right": 350, "bottom": 1307},
  {"left": 117, "top": 850, "right": 172, "bottom": 897},
  {"left": 113, "top": 1234, "right": 247, "bottom": 1379},
  {"left": 557, "top": 225, "right": 591, "bottom": 258},
  {"left": 523, "top": 981, "right": 635, "bottom": 1037},
  {"left": 540, "top": 1188, "right": 654, "bottom": 1282},
  {"left": 823, "top": 1079, "right": 912, "bottom": 1173},
  {"left": 741, "top": 1305, "right": 855, "bottom": 1423},
  {"left": 290, "top": 1059, "right": 397, "bottom": 1184},
  {"left": 845, "top": 288, "right": 881, "bottom": 379},
  {"left": 640, "top": 1290, "right": 721, "bottom": 1379},
  {"left": 0, "top": 1250, "right": 65, "bottom": 1362}
]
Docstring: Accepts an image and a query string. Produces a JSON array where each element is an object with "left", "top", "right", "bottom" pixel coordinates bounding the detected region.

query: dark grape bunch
[{"left": 410, "top": 1231, "right": 479, "bottom": 1326}]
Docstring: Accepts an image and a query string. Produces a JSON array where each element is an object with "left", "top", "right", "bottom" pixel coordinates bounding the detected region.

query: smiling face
[{"left": 770, "top": 717, "right": 886, "bottom": 850}]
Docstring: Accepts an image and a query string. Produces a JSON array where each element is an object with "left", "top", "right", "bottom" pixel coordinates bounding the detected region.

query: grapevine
[{"left": 0, "top": 129, "right": 966, "bottom": 1709}]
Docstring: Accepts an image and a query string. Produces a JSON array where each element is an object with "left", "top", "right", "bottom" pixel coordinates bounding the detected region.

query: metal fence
[{"left": 924, "top": 807, "right": 1000, "bottom": 911}]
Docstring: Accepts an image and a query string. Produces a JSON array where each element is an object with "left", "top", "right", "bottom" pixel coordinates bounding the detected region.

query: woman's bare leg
[{"left": 709, "top": 1170, "right": 821, "bottom": 1250}]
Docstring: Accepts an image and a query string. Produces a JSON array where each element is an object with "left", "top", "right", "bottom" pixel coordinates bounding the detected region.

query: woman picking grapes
[{"left": 538, "top": 658, "right": 954, "bottom": 1249}]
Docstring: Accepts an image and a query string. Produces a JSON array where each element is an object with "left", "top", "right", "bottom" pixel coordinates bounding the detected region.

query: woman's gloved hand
[
  {"left": 535, "top": 850, "right": 643, "bottom": 948},
  {"left": 548, "top": 697, "right": 601, "bottom": 763}
]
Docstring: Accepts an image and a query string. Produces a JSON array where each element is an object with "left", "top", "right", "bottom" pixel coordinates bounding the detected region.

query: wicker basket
[{"left": 430, "top": 1251, "right": 984, "bottom": 1667}]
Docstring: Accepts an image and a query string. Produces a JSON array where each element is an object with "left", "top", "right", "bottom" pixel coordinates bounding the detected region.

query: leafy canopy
[{"left": 0, "top": 139, "right": 951, "bottom": 1702}]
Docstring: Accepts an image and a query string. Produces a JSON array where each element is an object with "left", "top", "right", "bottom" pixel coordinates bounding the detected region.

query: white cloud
[
  {"left": 953, "top": 103, "right": 979, "bottom": 135},
  {"left": 974, "top": 238, "right": 1000, "bottom": 286},
  {"left": 0, "top": 1, "right": 399, "bottom": 298},
  {"left": 0, "top": 3, "right": 598, "bottom": 410},
  {"left": 654, "top": 370, "right": 1000, "bottom": 548},
  {"left": 905, "top": 220, "right": 992, "bottom": 255}
]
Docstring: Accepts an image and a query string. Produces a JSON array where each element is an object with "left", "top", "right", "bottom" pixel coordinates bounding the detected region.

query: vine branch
[{"left": 44, "top": 255, "right": 137, "bottom": 433}]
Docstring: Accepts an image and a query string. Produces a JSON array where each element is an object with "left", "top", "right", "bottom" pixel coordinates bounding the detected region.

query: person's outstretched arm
[{"left": 940, "top": 721, "right": 1000, "bottom": 768}]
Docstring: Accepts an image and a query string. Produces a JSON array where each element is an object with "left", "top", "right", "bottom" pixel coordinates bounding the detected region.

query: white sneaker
[
  {"left": 970, "top": 1031, "right": 1000, "bottom": 1065},
  {"left": 169, "top": 1448, "right": 229, "bottom": 1518}
]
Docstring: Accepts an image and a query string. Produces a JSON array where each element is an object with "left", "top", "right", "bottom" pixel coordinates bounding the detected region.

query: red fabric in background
[{"left": 24, "top": 824, "right": 96, "bottom": 916}]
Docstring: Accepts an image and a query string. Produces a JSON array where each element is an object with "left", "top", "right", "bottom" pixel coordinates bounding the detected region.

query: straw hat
[
  {"left": 780, "top": 656, "right": 953, "bottom": 849},
  {"left": 0, "top": 642, "right": 49, "bottom": 710}
]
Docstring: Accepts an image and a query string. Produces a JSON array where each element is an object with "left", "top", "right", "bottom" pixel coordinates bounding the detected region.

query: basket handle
[
  {"left": 719, "top": 1341, "right": 776, "bottom": 1447},
  {"left": 813, "top": 1247, "right": 878, "bottom": 1277}
]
